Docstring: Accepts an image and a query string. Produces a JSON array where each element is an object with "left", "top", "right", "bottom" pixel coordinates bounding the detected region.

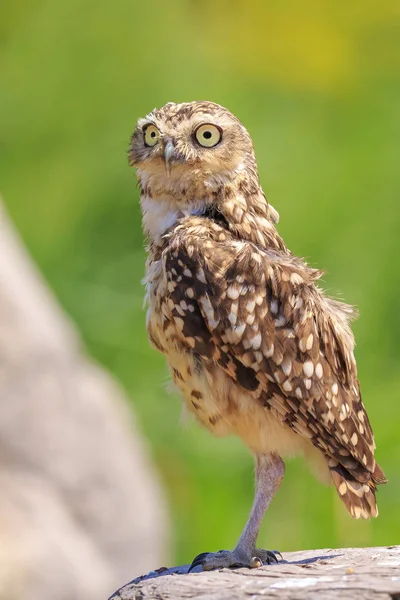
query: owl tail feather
[{"left": 330, "top": 462, "right": 387, "bottom": 519}]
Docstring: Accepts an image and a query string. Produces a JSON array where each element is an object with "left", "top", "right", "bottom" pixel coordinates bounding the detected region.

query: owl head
[{"left": 129, "top": 101, "right": 258, "bottom": 200}]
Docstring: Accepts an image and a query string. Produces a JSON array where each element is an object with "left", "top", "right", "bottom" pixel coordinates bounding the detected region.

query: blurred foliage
[{"left": 1, "top": 0, "right": 400, "bottom": 565}]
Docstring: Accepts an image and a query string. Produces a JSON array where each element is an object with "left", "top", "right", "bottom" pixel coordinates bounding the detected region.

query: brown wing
[{"left": 163, "top": 216, "right": 383, "bottom": 485}]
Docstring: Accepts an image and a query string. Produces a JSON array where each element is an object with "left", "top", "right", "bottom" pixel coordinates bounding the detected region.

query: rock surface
[
  {"left": 110, "top": 546, "right": 400, "bottom": 600},
  {"left": 0, "top": 199, "right": 169, "bottom": 600}
]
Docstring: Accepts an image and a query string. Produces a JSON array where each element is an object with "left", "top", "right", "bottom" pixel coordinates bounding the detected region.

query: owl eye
[
  {"left": 194, "top": 124, "right": 222, "bottom": 148},
  {"left": 143, "top": 125, "right": 160, "bottom": 147}
]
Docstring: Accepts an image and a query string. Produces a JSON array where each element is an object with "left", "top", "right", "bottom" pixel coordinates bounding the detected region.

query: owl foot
[{"left": 188, "top": 548, "right": 282, "bottom": 572}]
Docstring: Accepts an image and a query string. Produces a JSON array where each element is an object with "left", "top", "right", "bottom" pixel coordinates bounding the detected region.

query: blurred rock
[{"left": 0, "top": 199, "right": 169, "bottom": 600}]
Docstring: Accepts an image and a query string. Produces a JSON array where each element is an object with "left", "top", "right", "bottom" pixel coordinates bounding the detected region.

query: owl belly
[
  {"left": 149, "top": 316, "right": 307, "bottom": 457},
  {"left": 146, "top": 284, "right": 310, "bottom": 459},
  {"left": 146, "top": 300, "right": 228, "bottom": 434}
]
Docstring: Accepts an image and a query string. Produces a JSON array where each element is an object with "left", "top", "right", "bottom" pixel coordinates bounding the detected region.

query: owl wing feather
[{"left": 163, "top": 216, "right": 385, "bottom": 485}]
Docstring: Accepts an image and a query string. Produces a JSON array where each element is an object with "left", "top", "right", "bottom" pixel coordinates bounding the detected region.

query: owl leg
[{"left": 189, "top": 453, "right": 285, "bottom": 572}]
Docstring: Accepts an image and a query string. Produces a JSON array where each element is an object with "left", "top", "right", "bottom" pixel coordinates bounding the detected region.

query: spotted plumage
[{"left": 130, "top": 101, "right": 387, "bottom": 569}]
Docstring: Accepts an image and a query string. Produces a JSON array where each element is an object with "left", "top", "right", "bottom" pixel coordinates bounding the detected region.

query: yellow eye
[
  {"left": 143, "top": 125, "right": 160, "bottom": 147},
  {"left": 195, "top": 124, "right": 222, "bottom": 148}
]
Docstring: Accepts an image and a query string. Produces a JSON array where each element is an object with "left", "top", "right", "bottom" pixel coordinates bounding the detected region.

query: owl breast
[
  {"left": 145, "top": 258, "right": 224, "bottom": 431},
  {"left": 144, "top": 256, "right": 312, "bottom": 461}
]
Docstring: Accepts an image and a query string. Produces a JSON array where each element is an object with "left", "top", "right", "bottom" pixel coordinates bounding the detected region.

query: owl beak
[{"left": 163, "top": 139, "right": 175, "bottom": 177}]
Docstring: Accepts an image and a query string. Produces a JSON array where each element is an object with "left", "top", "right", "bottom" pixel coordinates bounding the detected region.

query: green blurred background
[{"left": 1, "top": 0, "right": 399, "bottom": 564}]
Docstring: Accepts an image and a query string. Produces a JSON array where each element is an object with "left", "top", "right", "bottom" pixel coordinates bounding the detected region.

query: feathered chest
[
  {"left": 144, "top": 249, "right": 194, "bottom": 358},
  {"left": 143, "top": 215, "right": 228, "bottom": 358}
]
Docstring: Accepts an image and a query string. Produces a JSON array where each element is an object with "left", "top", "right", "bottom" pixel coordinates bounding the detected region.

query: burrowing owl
[{"left": 129, "top": 101, "right": 387, "bottom": 571}]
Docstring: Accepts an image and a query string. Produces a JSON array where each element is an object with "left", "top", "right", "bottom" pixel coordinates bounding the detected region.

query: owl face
[{"left": 129, "top": 101, "right": 256, "bottom": 197}]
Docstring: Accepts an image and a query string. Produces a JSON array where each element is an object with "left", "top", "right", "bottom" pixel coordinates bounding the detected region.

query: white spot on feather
[
  {"left": 265, "top": 344, "right": 274, "bottom": 358},
  {"left": 290, "top": 273, "right": 303, "bottom": 285},
  {"left": 303, "top": 361, "right": 314, "bottom": 378},
  {"left": 282, "top": 358, "right": 292, "bottom": 376},
  {"left": 275, "top": 315, "right": 286, "bottom": 327},
  {"left": 283, "top": 380, "right": 292, "bottom": 392},
  {"left": 246, "top": 300, "right": 255, "bottom": 313},
  {"left": 271, "top": 299, "right": 278, "bottom": 314},
  {"left": 306, "top": 333, "right": 314, "bottom": 351},
  {"left": 228, "top": 311, "right": 237, "bottom": 326},
  {"left": 251, "top": 332, "right": 262, "bottom": 350},
  {"left": 227, "top": 287, "right": 240, "bottom": 300},
  {"left": 197, "top": 267, "right": 207, "bottom": 284},
  {"left": 246, "top": 313, "right": 255, "bottom": 325}
]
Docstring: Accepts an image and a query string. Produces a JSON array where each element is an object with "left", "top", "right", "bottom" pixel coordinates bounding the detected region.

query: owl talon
[
  {"left": 188, "top": 548, "right": 282, "bottom": 572},
  {"left": 255, "top": 548, "right": 282, "bottom": 564},
  {"left": 188, "top": 552, "right": 212, "bottom": 572}
]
